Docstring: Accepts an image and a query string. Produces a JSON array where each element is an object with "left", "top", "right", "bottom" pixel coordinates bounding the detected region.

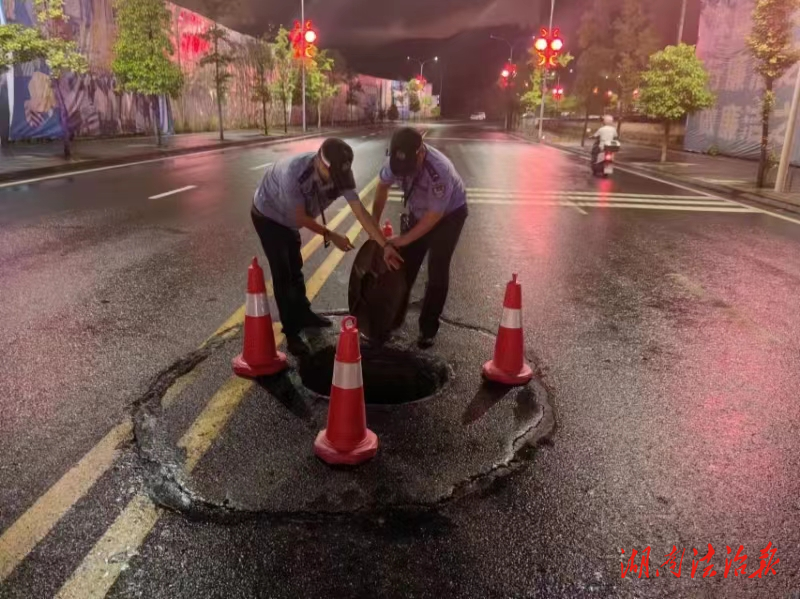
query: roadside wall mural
[
  {"left": 0, "top": 0, "right": 424, "bottom": 141},
  {"left": 685, "top": 0, "right": 800, "bottom": 163}
]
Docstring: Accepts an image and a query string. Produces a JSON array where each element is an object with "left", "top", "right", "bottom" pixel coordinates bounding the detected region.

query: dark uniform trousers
[
  {"left": 400, "top": 204, "right": 468, "bottom": 338},
  {"left": 251, "top": 205, "right": 312, "bottom": 337}
]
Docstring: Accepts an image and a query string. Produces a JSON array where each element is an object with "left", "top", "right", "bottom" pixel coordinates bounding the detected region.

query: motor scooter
[{"left": 591, "top": 139, "right": 621, "bottom": 177}]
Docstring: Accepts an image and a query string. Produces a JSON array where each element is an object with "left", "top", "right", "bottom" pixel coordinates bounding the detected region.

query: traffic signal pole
[{"left": 538, "top": 0, "right": 555, "bottom": 141}]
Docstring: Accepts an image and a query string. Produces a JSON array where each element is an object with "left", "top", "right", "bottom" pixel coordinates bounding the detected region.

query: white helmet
[{"left": 603, "top": 114, "right": 614, "bottom": 126}]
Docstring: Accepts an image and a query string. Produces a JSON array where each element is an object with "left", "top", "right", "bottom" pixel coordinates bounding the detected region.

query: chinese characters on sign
[{"left": 621, "top": 544, "right": 779, "bottom": 579}]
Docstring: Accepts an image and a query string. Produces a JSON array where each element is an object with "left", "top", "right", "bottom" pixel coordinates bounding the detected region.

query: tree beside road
[
  {"left": 746, "top": 0, "right": 800, "bottom": 187},
  {"left": 639, "top": 44, "right": 715, "bottom": 162},
  {"left": 200, "top": 24, "right": 235, "bottom": 142},
  {"left": 249, "top": 35, "right": 274, "bottom": 136},
  {"left": 112, "top": 0, "right": 184, "bottom": 147},
  {"left": 270, "top": 27, "right": 298, "bottom": 134},
  {"left": 0, "top": 0, "right": 88, "bottom": 157}
]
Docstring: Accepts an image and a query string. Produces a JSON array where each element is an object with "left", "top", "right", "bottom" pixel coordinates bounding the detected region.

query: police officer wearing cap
[
  {"left": 372, "top": 127, "right": 468, "bottom": 348},
  {"left": 252, "top": 137, "right": 403, "bottom": 354}
]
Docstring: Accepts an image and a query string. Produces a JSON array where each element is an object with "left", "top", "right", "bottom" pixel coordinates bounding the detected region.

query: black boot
[
  {"left": 285, "top": 334, "right": 310, "bottom": 356},
  {"left": 301, "top": 312, "right": 333, "bottom": 329}
]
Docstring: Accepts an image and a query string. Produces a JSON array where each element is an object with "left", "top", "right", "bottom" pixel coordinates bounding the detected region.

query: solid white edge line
[
  {"left": 148, "top": 185, "right": 197, "bottom": 200},
  {"left": 249, "top": 162, "right": 273, "bottom": 171}
]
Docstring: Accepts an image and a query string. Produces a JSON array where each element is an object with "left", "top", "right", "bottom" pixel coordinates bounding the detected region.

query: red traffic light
[
  {"left": 304, "top": 29, "right": 317, "bottom": 44},
  {"left": 501, "top": 68, "right": 510, "bottom": 78},
  {"left": 533, "top": 28, "right": 564, "bottom": 69}
]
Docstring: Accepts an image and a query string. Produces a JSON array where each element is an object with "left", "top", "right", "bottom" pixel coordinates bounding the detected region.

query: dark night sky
[{"left": 186, "top": 0, "right": 702, "bottom": 117}]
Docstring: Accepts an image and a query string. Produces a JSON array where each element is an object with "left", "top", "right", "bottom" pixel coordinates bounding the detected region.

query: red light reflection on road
[{"left": 596, "top": 177, "right": 613, "bottom": 206}]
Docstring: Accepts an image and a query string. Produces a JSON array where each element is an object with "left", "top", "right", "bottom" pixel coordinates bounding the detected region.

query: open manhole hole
[{"left": 299, "top": 345, "right": 449, "bottom": 405}]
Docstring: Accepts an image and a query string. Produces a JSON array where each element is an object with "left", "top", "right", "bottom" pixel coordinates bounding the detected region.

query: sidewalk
[
  {"left": 0, "top": 126, "right": 350, "bottom": 182},
  {"left": 533, "top": 132, "right": 800, "bottom": 216}
]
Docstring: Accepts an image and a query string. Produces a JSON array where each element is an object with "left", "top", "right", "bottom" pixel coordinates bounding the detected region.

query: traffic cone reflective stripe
[
  {"left": 482, "top": 273, "right": 533, "bottom": 385},
  {"left": 245, "top": 293, "right": 269, "bottom": 317},
  {"left": 499, "top": 307, "right": 522, "bottom": 329},
  {"left": 331, "top": 360, "right": 363, "bottom": 390},
  {"left": 232, "top": 257, "right": 288, "bottom": 378},
  {"left": 314, "top": 316, "right": 378, "bottom": 465}
]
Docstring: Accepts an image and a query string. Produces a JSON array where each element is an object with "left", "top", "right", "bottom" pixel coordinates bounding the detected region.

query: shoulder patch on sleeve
[
  {"left": 423, "top": 160, "right": 440, "bottom": 181},
  {"left": 432, "top": 181, "right": 446, "bottom": 199}
]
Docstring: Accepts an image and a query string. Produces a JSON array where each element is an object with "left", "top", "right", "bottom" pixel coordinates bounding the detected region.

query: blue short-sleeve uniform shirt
[
  {"left": 253, "top": 153, "right": 340, "bottom": 229},
  {"left": 379, "top": 145, "right": 467, "bottom": 220}
]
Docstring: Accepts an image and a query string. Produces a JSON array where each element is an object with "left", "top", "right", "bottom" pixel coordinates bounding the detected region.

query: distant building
[{"left": 684, "top": 0, "right": 800, "bottom": 164}]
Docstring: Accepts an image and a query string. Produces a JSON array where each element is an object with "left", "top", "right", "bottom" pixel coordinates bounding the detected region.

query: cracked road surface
[{"left": 2, "top": 123, "right": 800, "bottom": 598}]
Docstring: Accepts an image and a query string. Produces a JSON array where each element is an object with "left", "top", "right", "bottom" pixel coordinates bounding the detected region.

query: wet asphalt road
[{"left": 2, "top": 123, "right": 800, "bottom": 598}]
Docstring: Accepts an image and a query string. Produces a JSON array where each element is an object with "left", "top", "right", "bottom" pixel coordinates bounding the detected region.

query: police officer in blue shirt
[
  {"left": 252, "top": 137, "right": 402, "bottom": 355},
  {"left": 372, "top": 127, "right": 468, "bottom": 348}
]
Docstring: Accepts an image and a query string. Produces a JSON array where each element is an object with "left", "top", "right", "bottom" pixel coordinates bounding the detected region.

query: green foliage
[
  {"left": 307, "top": 50, "right": 337, "bottom": 105},
  {"left": 0, "top": 0, "right": 87, "bottom": 78},
  {"left": 0, "top": 24, "right": 48, "bottom": 70},
  {"left": 407, "top": 77, "right": 423, "bottom": 93},
  {"left": 746, "top": 0, "right": 800, "bottom": 185},
  {"left": 431, "top": 105, "right": 441, "bottom": 118},
  {"left": 42, "top": 36, "right": 89, "bottom": 79},
  {"left": 556, "top": 52, "right": 574, "bottom": 70},
  {"left": 249, "top": 35, "right": 273, "bottom": 105},
  {"left": 747, "top": 0, "right": 800, "bottom": 81},
  {"left": 200, "top": 24, "right": 234, "bottom": 102},
  {"left": 270, "top": 26, "right": 298, "bottom": 132},
  {"left": 520, "top": 67, "right": 543, "bottom": 112},
  {"left": 409, "top": 91, "right": 421, "bottom": 114},
  {"left": 306, "top": 49, "right": 340, "bottom": 127},
  {"left": 112, "top": 0, "right": 183, "bottom": 98},
  {"left": 0, "top": 0, "right": 87, "bottom": 156},
  {"left": 639, "top": 44, "right": 715, "bottom": 121},
  {"left": 387, "top": 103, "right": 399, "bottom": 121},
  {"left": 249, "top": 35, "right": 273, "bottom": 134}
]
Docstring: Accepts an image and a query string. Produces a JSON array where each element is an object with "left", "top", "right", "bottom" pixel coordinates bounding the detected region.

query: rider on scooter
[{"left": 591, "top": 115, "right": 619, "bottom": 163}]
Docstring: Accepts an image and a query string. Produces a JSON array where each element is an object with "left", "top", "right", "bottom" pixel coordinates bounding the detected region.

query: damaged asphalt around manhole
[{"left": 132, "top": 313, "right": 555, "bottom": 522}]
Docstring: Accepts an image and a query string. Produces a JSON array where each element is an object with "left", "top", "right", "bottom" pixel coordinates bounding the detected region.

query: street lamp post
[
  {"left": 489, "top": 34, "right": 514, "bottom": 63},
  {"left": 407, "top": 55, "right": 438, "bottom": 80}
]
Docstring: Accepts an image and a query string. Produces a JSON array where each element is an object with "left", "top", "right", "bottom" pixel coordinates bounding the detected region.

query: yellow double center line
[{"left": 0, "top": 177, "right": 380, "bottom": 593}]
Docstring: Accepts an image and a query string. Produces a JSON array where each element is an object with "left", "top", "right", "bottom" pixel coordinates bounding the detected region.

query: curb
[
  {"left": 546, "top": 140, "right": 800, "bottom": 218},
  {"left": 0, "top": 127, "right": 379, "bottom": 184}
]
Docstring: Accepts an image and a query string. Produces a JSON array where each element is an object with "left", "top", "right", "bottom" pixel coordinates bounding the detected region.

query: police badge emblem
[{"left": 432, "top": 182, "right": 446, "bottom": 198}]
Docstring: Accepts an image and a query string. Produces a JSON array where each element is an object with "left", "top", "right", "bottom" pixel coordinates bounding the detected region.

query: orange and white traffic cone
[
  {"left": 314, "top": 316, "right": 378, "bottom": 465},
  {"left": 382, "top": 220, "right": 394, "bottom": 238},
  {"left": 232, "top": 257, "right": 288, "bottom": 378},
  {"left": 482, "top": 273, "right": 533, "bottom": 385}
]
